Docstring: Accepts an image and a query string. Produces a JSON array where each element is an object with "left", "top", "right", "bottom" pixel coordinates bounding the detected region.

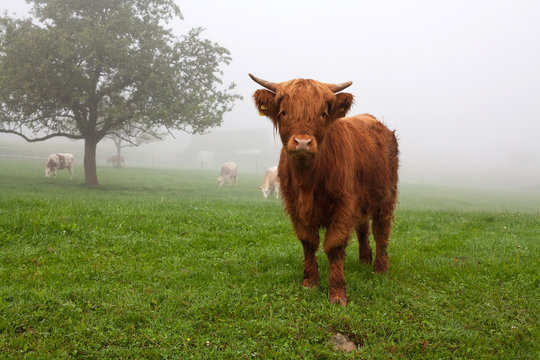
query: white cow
[
  {"left": 258, "top": 166, "right": 280, "bottom": 198},
  {"left": 45, "top": 153, "right": 74, "bottom": 179},
  {"left": 217, "top": 162, "right": 238, "bottom": 187}
]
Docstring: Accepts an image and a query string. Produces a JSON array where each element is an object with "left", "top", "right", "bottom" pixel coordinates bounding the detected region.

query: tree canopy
[{"left": 0, "top": 0, "right": 241, "bottom": 186}]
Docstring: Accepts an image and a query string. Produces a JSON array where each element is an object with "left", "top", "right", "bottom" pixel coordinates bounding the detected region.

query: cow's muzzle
[{"left": 286, "top": 135, "right": 318, "bottom": 156}]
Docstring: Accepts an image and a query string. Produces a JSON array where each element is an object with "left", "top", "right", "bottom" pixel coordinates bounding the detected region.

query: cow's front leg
[
  {"left": 324, "top": 226, "right": 350, "bottom": 306},
  {"left": 295, "top": 225, "right": 320, "bottom": 288},
  {"left": 301, "top": 239, "right": 319, "bottom": 288}
]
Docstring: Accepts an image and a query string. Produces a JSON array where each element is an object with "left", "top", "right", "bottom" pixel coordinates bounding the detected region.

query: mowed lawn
[{"left": 0, "top": 159, "right": 538, "bottom": 359}]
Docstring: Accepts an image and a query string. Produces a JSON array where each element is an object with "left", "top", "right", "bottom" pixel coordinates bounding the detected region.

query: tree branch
[{"left": 0, "top": 129, "right": 83, "bottom": 142}]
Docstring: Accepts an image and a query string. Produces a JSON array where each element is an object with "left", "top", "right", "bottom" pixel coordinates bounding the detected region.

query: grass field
[{"left": 0, "top": 159, "right": 538, "bottom": 359}]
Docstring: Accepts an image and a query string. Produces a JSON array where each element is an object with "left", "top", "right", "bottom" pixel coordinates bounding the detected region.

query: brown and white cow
[
  {"left": 217, "top": 162, "right": 238, "bottom": 187},
  {"left": 250, "top": 74, "right": 399, "bottom": 305},
  {"left": 258, "top": 166, "right": 280, "bottom": 199},
  {"left": 45, "top": 153, "right": 74, "bottom": 179}
]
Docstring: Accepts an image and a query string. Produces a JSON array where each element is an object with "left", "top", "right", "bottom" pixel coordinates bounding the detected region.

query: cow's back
[
  {"left": 221, "top": 162, "right": 237, "bottom": 176},
  {"left": 324, "top": 114, "right": 398, "bottom": 209},
  {"left": 56, "top": 153, "right": 74, "bottom": 169},
  {"left": 338, "top": 114, "right": 398, "bottom": 187}
]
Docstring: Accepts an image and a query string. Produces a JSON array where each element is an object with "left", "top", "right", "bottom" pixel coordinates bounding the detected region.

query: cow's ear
[
  {"left": 331, "top": 92, "right": 354, "bottom": 119},
  {"left": 253, "top": 89, "right": 278, "bottom": 122}
]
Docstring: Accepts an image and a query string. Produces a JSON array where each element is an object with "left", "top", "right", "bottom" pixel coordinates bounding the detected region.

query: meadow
[{"left": 0, "top": 159, "right": 538, "bottom": 359}]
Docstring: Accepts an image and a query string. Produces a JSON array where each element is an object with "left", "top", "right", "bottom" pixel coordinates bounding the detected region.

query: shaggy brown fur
[{"left": 251, "top": 76, "right": 399, "bottom": 306}]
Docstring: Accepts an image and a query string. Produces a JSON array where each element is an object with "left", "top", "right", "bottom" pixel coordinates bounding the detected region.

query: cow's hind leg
[
  {"left": 372, "top": 214, "right": 393, "bottom": 274},
  {"left": 356, "top": 219, "right": 372, "bottom": 265}
]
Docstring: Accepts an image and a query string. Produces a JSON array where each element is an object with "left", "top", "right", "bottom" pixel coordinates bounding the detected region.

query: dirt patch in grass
[{"left": 331, "top": 333, "right": 357, "bottom": 352}]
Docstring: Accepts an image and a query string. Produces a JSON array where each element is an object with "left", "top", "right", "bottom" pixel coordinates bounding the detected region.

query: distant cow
[
  {"left": 45, "top": 153, "right": 74, "bottom": 179},
  {"left": 258, "top": 166, "right": 280, "bottom": 198},
  {"left": 250, "top": 74, "right": 399, "bottom": 305},
  {"left": 217, "top": 162, "right": 238, "bottom": 187},
  {"left": 107, "top": 155, "right": 125, "bottom": 168}
]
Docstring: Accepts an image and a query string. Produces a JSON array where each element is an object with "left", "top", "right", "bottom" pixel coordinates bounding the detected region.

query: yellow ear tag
[{"left": 259, "top": 105, "right": 267, "bottom": 116}]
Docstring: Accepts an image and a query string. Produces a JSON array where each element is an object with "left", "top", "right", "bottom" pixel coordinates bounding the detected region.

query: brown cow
[
  {"left": 250, "top": 74, "right": 399, "bottom": 305},
  {"left": 107, "top": 155, "right": 125, "bottom": 168}
]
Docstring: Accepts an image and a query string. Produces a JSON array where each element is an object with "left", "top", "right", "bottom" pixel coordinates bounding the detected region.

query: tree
[{"left": 0, "top": 0, "right": 241, "bottom": 186}]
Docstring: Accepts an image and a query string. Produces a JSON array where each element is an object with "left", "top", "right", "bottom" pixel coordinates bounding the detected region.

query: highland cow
[{"left": 250, "top": 74, "right": 399, "bottom": 305}]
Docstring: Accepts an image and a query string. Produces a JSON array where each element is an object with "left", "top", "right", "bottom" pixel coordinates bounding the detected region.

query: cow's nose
[
  {"left": 286, "top": 134, "right": 318, "bottom": 154},
  {"left": 294, "top": 137, "right": 312, "bottom": 151}
]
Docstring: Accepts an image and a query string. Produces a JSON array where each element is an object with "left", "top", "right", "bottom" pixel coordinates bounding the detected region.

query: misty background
[{"left": 1, "top": 0, "right": 539, "bottom": 190}]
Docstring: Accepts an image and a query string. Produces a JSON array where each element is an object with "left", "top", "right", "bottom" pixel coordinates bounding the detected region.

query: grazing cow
[
  {"left": 44, "top": 153, "right": 74, "bottom": 179},
  {"left": 217, "top": 162, "right": 238, "bottom": 187},
  {"left": 258, "top": 166, "right": 280, "bottom": 198},
  {"left": 250, "top": 74, "right": 399, "bottom": 305},
  {"left": 107, "top": 155, "right": 125, "bottom": 168}
]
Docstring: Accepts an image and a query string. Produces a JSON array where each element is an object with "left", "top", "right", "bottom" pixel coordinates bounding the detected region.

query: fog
[{"left": 2, "top": 0, "right": 540, "bottom": 190}]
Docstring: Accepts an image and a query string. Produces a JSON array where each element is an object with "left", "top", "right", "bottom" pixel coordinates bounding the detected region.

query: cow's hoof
[
  {"left": 359, "top": 253, "right": 373, "bottom": 265},
  {"left": 302, "top": 279, "right": 318, "bottom": 288},
  {"left": 329, "top": 296, "right": 347, "bottom": 306}
]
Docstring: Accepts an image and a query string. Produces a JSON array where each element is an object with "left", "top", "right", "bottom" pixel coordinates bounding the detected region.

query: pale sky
[
  {"left": 2, "top": 0, "right": 540, "bottom": 187},
  {"left": 180, "top": 0, "right": 540, "bottom": 186}
]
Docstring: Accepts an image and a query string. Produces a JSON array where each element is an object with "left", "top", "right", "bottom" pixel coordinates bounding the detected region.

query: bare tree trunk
[
  {"left": 84, "top": 138, "right": 99, "bottom": 186},
  {"left": 113, "top": 136, "right": 123, "bottom": 168},
  {"left": 114, "top": 136, "right": 122, "bottom": 157}
]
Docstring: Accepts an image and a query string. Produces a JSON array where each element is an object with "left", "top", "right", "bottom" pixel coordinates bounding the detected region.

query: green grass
[{"left": 0, "top": 159, "right": 538, "bottom": 359}]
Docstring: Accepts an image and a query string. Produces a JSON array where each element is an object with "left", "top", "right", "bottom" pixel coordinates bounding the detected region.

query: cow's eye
[
  {"left": 322, "top": 111, "right": 328, "bottom": 118},
  {"left": 278, "top": 110, "right": 286, "bottom": 117}
]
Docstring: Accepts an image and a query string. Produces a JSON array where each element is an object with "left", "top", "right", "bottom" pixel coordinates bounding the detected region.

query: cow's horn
[
  {"left": 327, "top": 81, "right": 353, "bottom": 93},
  {"left": 249, "top": 74, "right": 277, "bottom": 92}
]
